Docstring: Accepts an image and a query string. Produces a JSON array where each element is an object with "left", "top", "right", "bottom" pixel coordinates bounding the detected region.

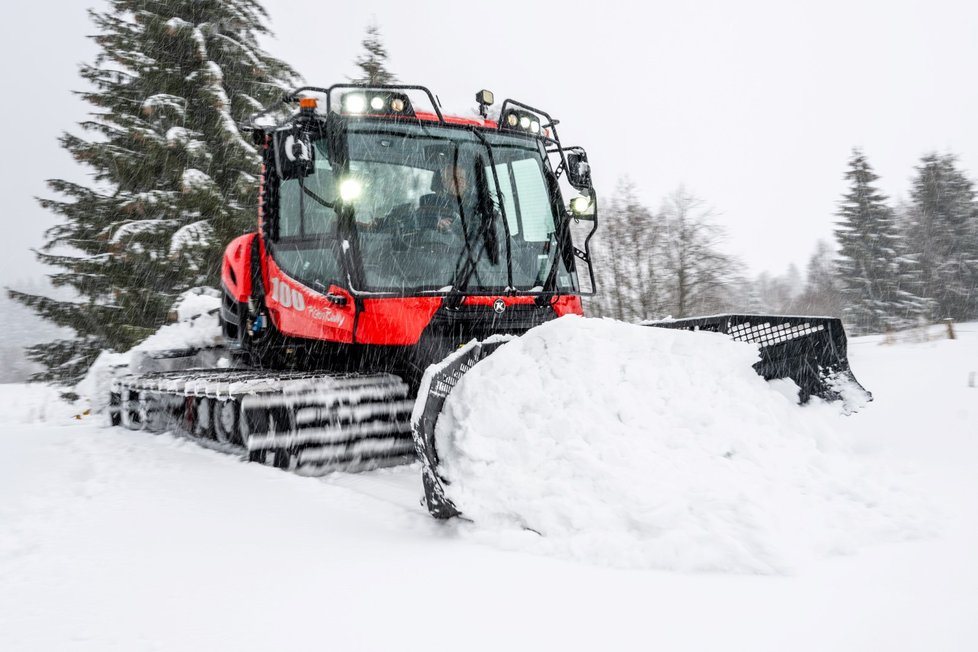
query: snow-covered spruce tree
[
  {"left": 833, "top": 150, "right": 926, "bottom": 335},
  {"left": 9, "top": 1, "right": 298, "bottom": 383},
  {"left": 350, "top": 23, "right": 398, "bottom": 85},
  {"left": 902, "top": 153, "right": 978, "bottom": 322}
]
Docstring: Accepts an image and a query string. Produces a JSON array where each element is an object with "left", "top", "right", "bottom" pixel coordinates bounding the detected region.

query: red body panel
[
  {"left": 551, "top": 295, "right": 584, "bottom": 317},
  {"left": 262, "top": 253, "right": 357, "bottom": 344},
  {"left": 261, "top": 246, "right": 584, "bottom": 345},
  {"left": 459, "top": 294, "right": 583, "bottom": 317},
  {"left": 222, "top": 233, "right": 255, "bottom": 303},
  {"left": 357, "top": 297, "right": 444, "bottom": 345}
]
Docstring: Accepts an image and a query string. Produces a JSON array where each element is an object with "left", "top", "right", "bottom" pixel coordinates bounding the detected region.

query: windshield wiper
[
  {"left": 445, "top": 130, "right": 513, "bottom": 306},
  {"left": 302, "top": 185, "right": 334, "bottom": 209},
  {"left": 534, "top": 174, "right": 573, "bottom": 303},
  {"left": 451, "top": 158, "right": 494, "bottom": 276}
]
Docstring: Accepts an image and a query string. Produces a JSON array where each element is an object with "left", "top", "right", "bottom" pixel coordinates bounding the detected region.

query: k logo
[{"left": 492, "top": 299, "right": 506, "bottom": 314}]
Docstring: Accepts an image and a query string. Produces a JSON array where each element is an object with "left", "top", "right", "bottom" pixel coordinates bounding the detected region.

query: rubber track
[{"left": 109, "top": 369, "right": 416, "bottom": 474}]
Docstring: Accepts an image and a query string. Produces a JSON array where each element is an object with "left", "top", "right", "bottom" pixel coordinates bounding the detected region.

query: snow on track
[
  {"left": 435, "top": 316, "right": 932, "bottom": 573},
  {"left": 75, "top": 289, "right": 224, "bottom": 411}
]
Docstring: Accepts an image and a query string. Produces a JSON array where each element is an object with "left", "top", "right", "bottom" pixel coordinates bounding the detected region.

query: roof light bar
[
  {"left": 343, "top": 94, "right": 367, "bottom": 113},
  {"left": 501, "top": 109, "right": 545, "bottom": 137},
  {"left": 339, "top": 91, "right": 415, "bottom": 118}
]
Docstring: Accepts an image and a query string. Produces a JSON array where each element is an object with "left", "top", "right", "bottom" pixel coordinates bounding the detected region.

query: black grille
[
  {"left": 426, "top": 303, "right": 557, "bottom": 341},
  {"left": 726, "top": 320, "right": 827, "bottom": 347}
]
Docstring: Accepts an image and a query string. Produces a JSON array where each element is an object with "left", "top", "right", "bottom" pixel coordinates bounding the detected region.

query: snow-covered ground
[{"left": 2, "top": 320, "right": 977, "bottom": 651}]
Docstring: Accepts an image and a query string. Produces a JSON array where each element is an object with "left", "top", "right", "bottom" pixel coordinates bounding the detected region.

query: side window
[
  {"left": 510, "top": 158, "right": 554, "bottom": 242},
  {"left": 278, "top": 182, "right": 301, "bottom": 238},
  {"left": 304, "top": 158, "right": 337, "bottom": 236},
  {"left": 272, "top": 140, "right": 342, "bottom": 289},
  {"left": 277, "top": 144, "right": 337, "bottom": 240},
  {"left": 272, "top": 240, "right": 342, "bottom": 291}
]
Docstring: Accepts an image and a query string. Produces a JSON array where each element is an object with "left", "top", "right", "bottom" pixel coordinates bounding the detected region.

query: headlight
[
  {"left": 340, "top": 178, "right": 363, "bottom": 202},
  {"left": 570, "top": 195, "right": 592, "bottom": 215}
]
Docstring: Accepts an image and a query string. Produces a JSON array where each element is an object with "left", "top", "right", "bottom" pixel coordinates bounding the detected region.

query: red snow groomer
[{"left": 109, "top": 84, "right": 869, "bottom": 517}]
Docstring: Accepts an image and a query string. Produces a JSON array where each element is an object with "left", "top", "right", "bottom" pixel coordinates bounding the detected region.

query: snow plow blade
[
  {"left": 647, "top": 314, "right": 871, "bottom": 409},
  {"left": 412, "top": 338, "right": 511, "bottom": 519},
  {"left": 413, "top": 316, "right": 870, "bottom": 519}
]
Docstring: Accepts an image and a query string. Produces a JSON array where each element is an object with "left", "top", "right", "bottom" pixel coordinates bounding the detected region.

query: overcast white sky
[{"left": 2, "top": 0, "right": 976, "bottom": 286}]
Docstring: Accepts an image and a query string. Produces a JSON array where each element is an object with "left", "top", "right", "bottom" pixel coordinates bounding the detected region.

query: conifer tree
[
  {"left": 833, "top": 150, "right": 925, "bottom": 334},
  {"left": 10, "top": 0, "right": 298, "bottom": 383},
  {"left": 350, "top": 23, "right": 398, "bottom": 85},
  {"left": 903, "top": 153, "right": 978, "bottom": 321}
]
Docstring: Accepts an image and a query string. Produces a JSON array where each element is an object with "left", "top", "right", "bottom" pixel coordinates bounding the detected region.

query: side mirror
[
  {"left": 566, "top": 149, "right": 592, "bottom": 190},
  {"left": 568, "top": 188, "right": 596, "bottom": 220},
  {"left": 274, "top": 129, "right": 314, "bottom": 179}
]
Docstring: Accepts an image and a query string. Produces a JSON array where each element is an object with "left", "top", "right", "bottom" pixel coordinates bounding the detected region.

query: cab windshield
[{"left": 272, "top": 121, "right": 579, "bottom": 295}]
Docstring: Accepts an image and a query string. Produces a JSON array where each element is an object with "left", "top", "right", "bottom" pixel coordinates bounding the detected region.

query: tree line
[
  {"left": 585, "top": 151, "right": 978, "bottom": 336},
  {"left": 10, "top": 0, "right": 977, "bottom": 384}
]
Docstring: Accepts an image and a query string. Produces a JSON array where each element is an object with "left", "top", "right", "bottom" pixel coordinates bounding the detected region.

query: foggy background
[{"left": 1, "top": 0, "right": 976, "bottom": 378}]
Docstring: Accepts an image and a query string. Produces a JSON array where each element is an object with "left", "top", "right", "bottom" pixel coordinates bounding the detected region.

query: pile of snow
[
  {"left": 0, "top": 383, "right": 81, "bottom": 424},
  {"left": 167, "top": 288, "right": 222, "bottom": 324},
  {"left": 75, "top": 288, "right": 223, "bottom": 411},
  {"left": 435, "top": 316, "right": 931, "bottom": 574}
]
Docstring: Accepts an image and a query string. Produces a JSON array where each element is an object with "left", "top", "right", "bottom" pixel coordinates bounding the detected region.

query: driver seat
[
  {"left": 416, "top": 194, "right": 458, "bottom": 230},
  {"left": 415, "top": 170, "right": 461, "bottom": 230}
]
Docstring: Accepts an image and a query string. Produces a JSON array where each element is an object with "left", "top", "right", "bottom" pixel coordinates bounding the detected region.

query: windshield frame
[{"left": 267, "top": 113, "right": 584, "bottom": 300}]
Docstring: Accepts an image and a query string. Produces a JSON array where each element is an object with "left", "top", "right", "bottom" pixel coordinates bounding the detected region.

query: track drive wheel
[
  {"left": 139, "top": 394, "right": 170, "bottom": 432},
  {"left": 109, "top": 392, "right": 122, "bottom": 426},
  {"left": 267, "top": 407, "right": 296, "bottom": 470},
  {"left": 273, "top": 449, "right": 293, "bottom": 470},
  {"left": 240, "top": 403, "right": 266, "bottom": 462},
  {"left": 241, "top": 406, "right": 294, "bottom": 468},
  {"left": 119, "top": 389, "right": 142, "bottom": 430},
  {"left": 214, "top": 399, "right": 242, "bottom": 446},
  {"left": 194, "top": 397, "right": 216, "bottom": 439}
]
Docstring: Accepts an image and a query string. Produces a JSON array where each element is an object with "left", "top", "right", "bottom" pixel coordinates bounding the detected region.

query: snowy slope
[{"left": 1, "top": 321, "right": 977, "bottom": 651}]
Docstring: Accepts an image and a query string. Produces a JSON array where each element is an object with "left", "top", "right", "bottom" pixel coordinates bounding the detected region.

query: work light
[{"left": 344, "top": 94, "right": 367, "bottom": 114}]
